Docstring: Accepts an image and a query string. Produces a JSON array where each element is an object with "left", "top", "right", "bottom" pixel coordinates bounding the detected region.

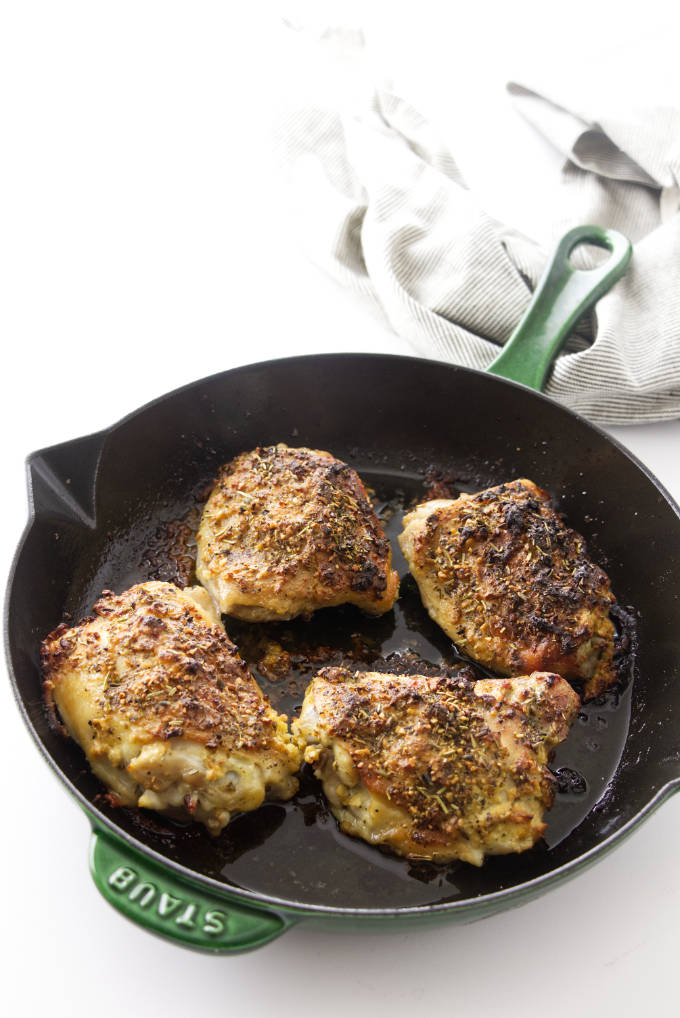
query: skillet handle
[
  {"left": 487, "top": 225, "right": 632, "bottom": 391},
  {"left": 89, "top": 827, "right": 295, "bottom": 953}
]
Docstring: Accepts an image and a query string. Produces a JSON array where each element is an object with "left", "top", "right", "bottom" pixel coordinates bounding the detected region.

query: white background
[{"left": 2, "top": 3, "right": 679, "bottom": 1014}]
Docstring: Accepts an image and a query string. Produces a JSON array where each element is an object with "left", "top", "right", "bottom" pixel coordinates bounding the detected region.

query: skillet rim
[{"left": 6, "top": 351, "right": 680, "bottom": 919}]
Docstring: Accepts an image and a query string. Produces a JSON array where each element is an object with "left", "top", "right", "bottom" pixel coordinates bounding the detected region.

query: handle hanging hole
[{"left": 568, "top": 241, "right": 612, "bottom": 270}]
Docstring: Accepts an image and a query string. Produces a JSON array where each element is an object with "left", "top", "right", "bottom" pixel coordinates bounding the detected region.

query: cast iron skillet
[{"left": 6, "top": 227, "right": 680, "bottom": 953}]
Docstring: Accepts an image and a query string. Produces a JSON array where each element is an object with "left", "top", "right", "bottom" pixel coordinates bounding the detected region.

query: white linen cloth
[{"left": 276, "top": 25, "right": 680, "bottom": 424}]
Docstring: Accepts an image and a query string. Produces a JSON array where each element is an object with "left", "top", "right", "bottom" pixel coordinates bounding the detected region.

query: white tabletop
[{"left": 2, "top": 5, "right": 679, "bottom": 1015}]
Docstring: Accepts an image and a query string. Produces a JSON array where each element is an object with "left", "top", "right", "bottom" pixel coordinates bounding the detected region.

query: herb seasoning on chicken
[
  {"left": 295, "top": 667, "right": 579, "bottom": 865},
  {"left": 41, "top": 582, "right": 301, "bottom": 833},
  {"left": 399, "top": 479, "right": 618, "bottom": 699},
  {"left": 196, "top": 444, "right": 399, "bottom": 621}
]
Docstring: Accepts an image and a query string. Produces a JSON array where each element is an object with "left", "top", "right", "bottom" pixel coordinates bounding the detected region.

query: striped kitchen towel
[{"left": 276, "top": 25, "right": 680, "bottom": 424}]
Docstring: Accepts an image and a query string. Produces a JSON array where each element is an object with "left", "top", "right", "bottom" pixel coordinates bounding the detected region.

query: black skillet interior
[{"left": 8, "top": 354, "right": 680, "bottom": 911}]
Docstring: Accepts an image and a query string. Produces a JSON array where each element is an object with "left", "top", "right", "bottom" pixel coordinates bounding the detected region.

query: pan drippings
[{"left": 111, "top": 471, "right": 634, "bottom": 908}]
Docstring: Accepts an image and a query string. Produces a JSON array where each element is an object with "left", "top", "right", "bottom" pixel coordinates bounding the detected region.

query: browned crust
[
  {"left": 41, "top": 583, "right": 280, "bottom": 749},
  {"left": 310, "top": 666, "right": 575, "bottom": 849},
  {"left": 198, "top": 444, "right": 399, "bottom": 614},
  {"left": 402, "top": 479, "right": 617, "bottom": 699}
]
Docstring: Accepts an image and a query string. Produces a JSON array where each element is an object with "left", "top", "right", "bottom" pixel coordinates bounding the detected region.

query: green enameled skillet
[{"left": 6, "top": 227, "right": 680, "bottom": 953}]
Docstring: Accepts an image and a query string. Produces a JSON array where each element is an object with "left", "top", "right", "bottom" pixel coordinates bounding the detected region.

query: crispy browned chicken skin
[
  {"left": 196, "top": 444, "right": 399, "bottom": 621},
  {"left": 41, "top": 582, "right": 301, "bottom": 833},
  {"left": 399, "top": 479, "right": 617, "bottom": 699},
  {"left": 295, "top": 667, "right": 579, "bottom": 865}
]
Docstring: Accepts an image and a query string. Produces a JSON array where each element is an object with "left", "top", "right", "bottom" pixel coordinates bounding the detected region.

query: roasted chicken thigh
[
  {"left": 41, "top": 581, "right": 301, "bottom": 833},
  {"left": 196, "top": 444, "right": 399, "bottom": 621},
  {"left": 399, "top": 479, "right": 617, "bottom": 699},
  {"left": 295, "top": 667, "right": 579, "bottom": 865}
]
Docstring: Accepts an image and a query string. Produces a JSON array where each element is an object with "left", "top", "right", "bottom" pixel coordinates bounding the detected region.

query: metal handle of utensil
[
  {"left": 89, "top": 827, "right": 295, "bottom": 953},
  {"left": 487, "top": 225, "right": 632, "bottom": 391}
]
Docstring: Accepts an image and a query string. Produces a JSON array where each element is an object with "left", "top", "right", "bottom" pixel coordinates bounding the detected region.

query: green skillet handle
[
  {"left": 487, "top": 225, "right": 632, "bottom": 391},
  {"left": 89, "top": 827, "right": 294, "bottom": 953}
]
